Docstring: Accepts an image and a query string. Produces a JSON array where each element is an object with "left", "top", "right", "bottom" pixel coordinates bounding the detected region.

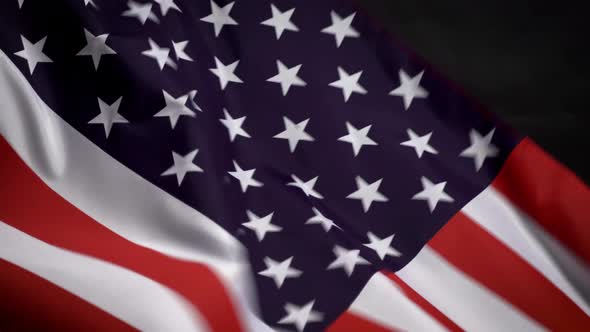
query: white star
[
  {"left": 266, "top": 60, "right": 306, "bottom": 96},
  {"left": 142, "top": 38, "right": 176, "bottom": 70},
  {"left": 172, "top": 40, "right": 193, "bottom": 62},
  {"left": 261, "top": 4, "right": 299, "bottom": 39},
  {"left": 154, "top": 0, "right": 181, "bottom": 16},
  {"left": 390, "top": 69, "right": 428, "bottom": 110},
  {"left": 400, "top": 129, "right": 438, "bottom": 158},
  {"left": 21, "top": 0, "right": 96, "bottom": 8},
  {"left": 153, "top": 90, "right": 195, "bottom": 129},
  {"left": 258, "top": 256, "right": 302, "bottom": 288},
  {"left": 186, "top": 90, "right": 202, "bottom": 112},
  {"left": 161, "top": 149, "right": 203, "bottom": 186},
  {"left": 229, "top": 160, "right": 263, "bottom": 192},
  {"left": 459, "top": 128, "right": 499, "bottom": 171},
  {"left": 338, "top": 122, "right": 378, "bottom": 156},
  {"left": 200, "top": 0, "right": 238, "bottom": 37},
  {"left": 88, "top": 97, "right": 128, "bottom": 138},
  {"left": 321, "top": 11, "right": 359, "bottom": 47},
  {"left": 364, "top": 232, "right": 402, "bottom": 260},
  {"left": 412, "top": 176, "right": 454, "bottom": 212},
  {"left": 220, "top": 109, "right": 250, "bottom": 142},
  {"left": 329, "top": 67, "right": 367, "bottom": 102},
  {"left": 242, "top": 210, "right": 282, "bottom": 241},
  {"left": 327, "top": 245, "right": 369, "bottom": 276},
  {"left": 122, "top": 1, "right": 159, "bottom": 25},
  {"left": 83, "top": 0, "right": 97, "bottom": 8},
  {"left": 287, "top": 175, "right": 323, "bottom": 199},
  {"left": 14, "top": 35, "right": 52, "bottom": 74},
  {"left": 274, "top": 117, "right": 314, "bottom": 152},
  {"left": 210, "top": 57, "right": 243, "bottom": 89},
  {"left": 76, "top": 29, "right": 116, "bottom": 70},
  {"left": 306, "top": 207, "right": 339, "bottom": 232},
  {"left": 278, "top": 300, "right": 323, "bottom": 332},
  {"left": 347, "top": 176, "right": 388, "bottom": 212}
]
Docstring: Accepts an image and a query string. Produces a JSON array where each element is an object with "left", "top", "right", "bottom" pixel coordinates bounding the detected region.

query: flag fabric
[{"left": 0, "top": 0, "right": 589, "bottom": 331}]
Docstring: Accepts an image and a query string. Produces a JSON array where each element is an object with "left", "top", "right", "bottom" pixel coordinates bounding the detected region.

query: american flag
[{"left": 0, "top": 0, "right": 589, "bottom": 331}]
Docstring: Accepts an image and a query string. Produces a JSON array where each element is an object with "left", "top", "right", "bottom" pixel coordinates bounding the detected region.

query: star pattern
[
  {"left": 287, "top": 175, "right": 324, "bottom": 199},
  {"left": 328, "top": 67, "right": 367, "bottom": 102},
  {"left": 327, "top": 245, "right": 369, "bottom": 276},
  {"left": 278, "top": 300, "right": 323, "bottom": 332},
  {"left": 390, "top": 69, "right": 428, "bottom": 110},
  {"left": 76, "top": 29, "right": 116, "bottom": 70},
  {"left": 172, "top": 40, "right": 193, "bottom": 62},
  {"left": 88, "top": 97, "right": 128, "bottom": 138},
  {"left": 412, "top": 176, "right": 454, "bottom": 212},
  {"left": 321, "top": 11, "right": 359, "bottom": 47},
  {"left": 258, "top": 256, "right": 302, "bottom": 288},
  {"left": 142, "top": 38, "right": 176, "bottom": 70},
  {"left": 186, "top": 90, "right": 202, "bottom": 112},
  {"left": 14, "top": 35, "right": 52, "bottom": 74},
  {"left": 154, "top": 0, "right": 181, "bottom": 16},
  {"left": 338, "top": 122, "right": 378, "bottom": 156},
  {"left": 242, "top": 210, "right": 282, "bottom": 241},
  {"left": 363, "top": 232, "right": 402, "bottom": 260},
  {"left": 346, "top": 176, "right": 388, "bottom": 212},
  {"left": 210, "top": 57, "right": 243, "bottom": 89},
  {"left": 122, "top": 1, "right": 159, "bottom": 25},
  {"left": 220, "top": 109, "right": 250, "bottom": 142},
  {"left": 274, "top": 117, "right": 314, "bottom": 152},
  {"left": 400, "top": 129, "right": 438, "bottom": 158},
  {"left": 200, "top": 0, "right": 238, "bottom": 37},
  {"left": 82, "top": 0, "right": 97, "bottom": 8},
  {"left": 460, "top": 128, "right": 499, "bottom": 171},
  {"left": 229, "top": 160, "right": 263, "bottom": 192},
  {"left": 306, "top": 207, "right": 339, "bottom": 232},
  {"left": 161, "top": 149, "right": 203, "bottom": 185},
  {"left": 267, "top": 60, "right": 306, "bottom": 96},
  {"left": 153, "top": 90, "right": 195, "bottom": 129},
  {"left": 261, "top": 4, "right": 299, "bottom": 40}
]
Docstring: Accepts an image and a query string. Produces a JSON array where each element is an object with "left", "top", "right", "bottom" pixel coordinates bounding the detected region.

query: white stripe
[
  {"left": 463, "top": 186, "right": 590, "bottom": 315},
  {"left": 397, "top": 246, "right": 546, "bottom": 332},
  {"left": 350, "top": 273, "right": 449, "bottom": 332},
  {"left": 0, "top": 50, "right": 269, "bottom": 332},
  {"left": 0, "top": 221, "right": 208, "bottom": 332}
]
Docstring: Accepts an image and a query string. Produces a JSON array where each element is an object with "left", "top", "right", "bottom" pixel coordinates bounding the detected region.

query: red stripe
[
  {"left": 328, "top": 311, "right": 396, "bottom": 332},
  {"left": 384, "top": 273, "right": 463, "bottom": 332},
  {"left": 0, "top": 258, "right": 135, "bottom": 332},
  {"left": 0, "top": 138, "right": 244, "bottom": 332},
  {"left": 429, "top": 211, "right": 590, "bottom": 330},
  {"left": 492, "top": 138, "right": 590, "bottom": 263}
]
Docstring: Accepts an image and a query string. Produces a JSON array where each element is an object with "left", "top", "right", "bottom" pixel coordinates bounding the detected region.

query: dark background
[{"left": 357, "top": 0, "right": 589, "bottom": 183}]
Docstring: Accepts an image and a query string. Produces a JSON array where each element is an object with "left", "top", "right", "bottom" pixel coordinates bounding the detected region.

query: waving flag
[{"left": 1, "top": 0, "right": 589, "bottom": 331}]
